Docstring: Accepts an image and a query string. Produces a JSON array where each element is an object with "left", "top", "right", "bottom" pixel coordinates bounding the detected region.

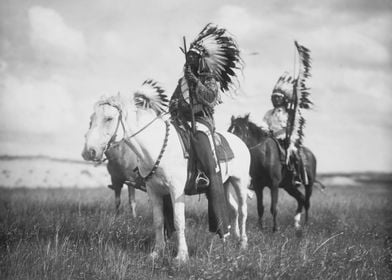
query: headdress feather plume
[
  {"left": 291, "top": 41, "right": 312, "bottom": 146},
  {"left": 133, "top": 79, "right": 168, "bottom": 115},
  {"left": 189, "top": 23, "right": 243, "bottom": 92},
  {"left": 295, "top": 41, "right": 312, "bottom": 110},
  {"left": 272, "top": 72, "right": 295, "bottom": 98}
]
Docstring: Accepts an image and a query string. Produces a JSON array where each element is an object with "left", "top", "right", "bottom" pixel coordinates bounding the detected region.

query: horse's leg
[
  {"left": 109, "top": 179, "right": 122, "bottom": 215},
  {"left": 270, "top": 181, "right": 279, "bottom": 232},
  {"left": 171, "top": 193, "right": 189, "bottom": 263},
  {"left": 283, "top": 185, "right": 305, "bottom": 229},
  {"left": 253, "top": 179, "right": 265, "bottom": 229},
  {"left": 147, "top": 190, "right": 165, "bottom": 260},
  {"left": 127, "top": 185, "right": 136, "bottom": 218},
  {"left": 229, "top": 177, "right": 248, "bottom": 249},
  {"left": 224, "top": 181, "right": 239, "bottom": 238},
  {"left": 304, "top": 183, "right": 313, "bottom": 224}
]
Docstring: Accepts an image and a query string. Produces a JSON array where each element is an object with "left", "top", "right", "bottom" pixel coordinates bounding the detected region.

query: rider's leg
[
  {"left": 278, "top": 138, "right": 301, "bottom": 185},
  {"left": 291, "top": 148, "right": 302, "bottom": 186},
  {"left": 191, "top": 130, "right": 230, "bottom": 238}
]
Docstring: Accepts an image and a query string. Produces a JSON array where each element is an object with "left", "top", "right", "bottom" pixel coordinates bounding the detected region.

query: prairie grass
[{"left": 0, "top": 181, "right": 391, "bottom": 279}]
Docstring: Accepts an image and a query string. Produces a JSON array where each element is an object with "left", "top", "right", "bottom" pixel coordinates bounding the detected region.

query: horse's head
[
  {"left": 82, "top": 94, "right": 130, "bottom": 162},
  {"left": 82, "top": 80, "right": 167, "bottom": 162},
  {"left": 228, "top": 113, "right": 268, "bottom": 147},
  {"left": 228, "top": 114, "right": 252, "bottom": 144}
]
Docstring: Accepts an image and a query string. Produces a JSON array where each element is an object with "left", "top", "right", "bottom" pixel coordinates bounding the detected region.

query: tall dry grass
[{"left": 0, "top": 180, "right": 391, "bottom": 279}]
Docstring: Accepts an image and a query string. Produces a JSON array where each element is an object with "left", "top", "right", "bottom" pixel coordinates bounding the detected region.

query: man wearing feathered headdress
[
  {"left": 261, "top": 42, "right": 313, "bottom": 186},
  {"left": 169, "top": 23, "right": 242, "bottom": 238},
  {"left": 261, "top": 72, "right": 301, "bottom": 184}
]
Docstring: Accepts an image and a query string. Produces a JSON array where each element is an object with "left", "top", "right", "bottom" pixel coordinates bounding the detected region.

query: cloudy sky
[{"left": 0, "top": 0, "right": 391, "bottom": 173}]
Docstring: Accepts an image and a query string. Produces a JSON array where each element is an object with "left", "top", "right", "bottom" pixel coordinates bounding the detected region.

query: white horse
[{"left": 83, "top": 91, "right": 251, "bottom": 263}]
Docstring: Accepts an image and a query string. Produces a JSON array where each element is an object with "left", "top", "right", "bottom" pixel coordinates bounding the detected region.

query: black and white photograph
[{"left": 1, "top": 0, "right": 391, "bottom": 279}]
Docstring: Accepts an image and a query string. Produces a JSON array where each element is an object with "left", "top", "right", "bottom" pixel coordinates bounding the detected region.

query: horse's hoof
[
  {"left": 240, "top": 238, "right": 248, "bottom": 250},
  {"left": 295, "top": 229, "right": 303, "bottom": 238},
  {"left": 173, "top": 253, "right": 189, "bottom": 266},
  {"left": 149, "top": 251, "right": 160, "bottom": 261},
  {"left": 130, "top": 212, "right": 137, "bottom": 219}
]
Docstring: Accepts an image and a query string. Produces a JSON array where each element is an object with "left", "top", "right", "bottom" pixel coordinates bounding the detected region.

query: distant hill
[
  {"left": 0, "top": 154, "right": 91, "bottom": 165},
  {"left": 0, "top": 155, "right": 391, "bottom": 188},
  {"left": 0, "top": 155, "right": 109, "bottom": 188}
]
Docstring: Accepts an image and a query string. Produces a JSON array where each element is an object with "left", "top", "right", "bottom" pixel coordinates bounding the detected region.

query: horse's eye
[{"left": 105, "top": 117, "right": 113, "bottom": 122}]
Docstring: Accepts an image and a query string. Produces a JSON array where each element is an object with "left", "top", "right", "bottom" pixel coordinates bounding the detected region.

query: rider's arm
[
  {"left": 260, "top": 110, "right": 272, "bottom": 133},
  {"left": 194, "top": 76, "right": 219, "bottom": 107},
  {"left": 184, "top": 65, "right": 219, "bottom": 107}
]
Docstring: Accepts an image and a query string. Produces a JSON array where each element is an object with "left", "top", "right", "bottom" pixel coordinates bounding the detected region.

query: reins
[
  {"left": 249, "top": 142, "right": 263, "bottom": 150},
  {"left": 93, "top": 108, "right": 125, "bottom": 165},
  {"left": 100, "top": 102, "right": 170, "bottom": 186},
  {"left": 125, "top": 119, "right": 170, "bottom": 184}
]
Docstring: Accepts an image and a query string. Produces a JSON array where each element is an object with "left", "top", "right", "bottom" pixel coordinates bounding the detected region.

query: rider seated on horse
[
  {"left": 260, "top": 72, "right": 302, "bottom": 185},
  {"left": 169, "top": 50, "right": 230, "bottom": 238},
  {"left": 169, "top": 24, "right": 242, "bottom": 238}
]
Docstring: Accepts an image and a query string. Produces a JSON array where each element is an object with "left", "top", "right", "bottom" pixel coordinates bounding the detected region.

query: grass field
[{"left": 1, "top": 178, "right": 391, "bottom": 279}]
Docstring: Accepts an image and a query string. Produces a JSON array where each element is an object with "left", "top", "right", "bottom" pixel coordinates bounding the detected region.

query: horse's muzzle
[{"left": 81, "top": 147, "right": 98, "bottom": 161}]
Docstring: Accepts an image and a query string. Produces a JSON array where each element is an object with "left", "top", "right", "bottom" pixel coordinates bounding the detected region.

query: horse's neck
[
  {"left": 123, "top": 109, "right": 166, "bottom": 168},
  {"left": 248, "top": 125, "right": 268, "bottom": 146}
]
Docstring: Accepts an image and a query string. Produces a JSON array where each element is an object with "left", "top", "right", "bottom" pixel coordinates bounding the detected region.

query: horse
[
  {"left": 228, "top": 114, "right": 321, "bottom": 231},
  {"left": 105, "top": 140, "right": 138, "bottom": 216},
  {"left": 82, "top": 91, "right": 251, "bottom": 263}
]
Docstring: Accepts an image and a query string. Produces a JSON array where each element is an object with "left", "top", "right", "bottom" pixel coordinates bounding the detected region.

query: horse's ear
[
  {"left": 231, "top": 115, "right": 235, "bottom": 122},
  {"left": 245, "top": 113, "right": 250, "bottom": 120}
]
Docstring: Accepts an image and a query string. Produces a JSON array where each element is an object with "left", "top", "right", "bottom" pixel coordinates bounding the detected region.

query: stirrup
[
  {"left": 294, "top": 180, "right": 302, "bottom": 187},
  {"left": 195, "top": 170, "right": 209, "bottom": 188}
]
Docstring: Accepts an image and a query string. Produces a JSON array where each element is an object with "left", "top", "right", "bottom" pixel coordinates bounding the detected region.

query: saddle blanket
[{"left": 175, "top": 122, "right": 234, "bottom": 162}]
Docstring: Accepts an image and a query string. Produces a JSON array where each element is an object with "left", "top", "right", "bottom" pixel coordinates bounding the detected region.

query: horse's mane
[
  {"left": 246, "top": 119, "right": 269, "bottom": 141},
  {"left": 94, "top": 93, "right": 130, "bottom": 113},
  {"left": 232, "top": 114, "right": 269, "bottom": 142},
  {"left": 133, "top": 79, "right": 168, "bottom": 115}
]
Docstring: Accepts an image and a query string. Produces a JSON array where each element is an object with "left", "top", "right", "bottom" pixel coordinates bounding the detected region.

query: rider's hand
[
  {"left": 287, "top": 142, "right": 297, "bottom": 155},
  {"left": 184, "top": 65, "right": 198, "bottom": 84}
]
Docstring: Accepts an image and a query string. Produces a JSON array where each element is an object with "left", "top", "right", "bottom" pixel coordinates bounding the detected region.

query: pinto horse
[
  {"left": 228, "top": 114, "right": 320, "bottom": 231},
  {"left": 82, "top": 92, "right": 250, "bottom": 263}
]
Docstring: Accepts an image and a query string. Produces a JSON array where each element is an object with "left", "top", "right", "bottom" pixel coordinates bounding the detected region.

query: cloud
[
  {"left": 28, "top": 6, "right": 87, "bottom": 62},
  {"left": 0, "top": 75, "right": 76, "bottom": 134},
  {"left": 308, "top": 27, "right": 390, "bottom": 69},
  {"left": 213, "top": 5, "right": 269, "bottom": 42}
]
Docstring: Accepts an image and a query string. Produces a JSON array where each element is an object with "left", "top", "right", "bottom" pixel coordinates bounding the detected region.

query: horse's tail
[{"left": 314, "top": 179, "right": 326, "bottom": 192}]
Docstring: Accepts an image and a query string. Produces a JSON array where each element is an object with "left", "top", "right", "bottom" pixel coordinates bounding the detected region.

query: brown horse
[
  {"left": 105, "top": 140, "right": 138, "bottom": 216},
  {"left": 229, "top": 114, "right": 322, "bottom": 231}
]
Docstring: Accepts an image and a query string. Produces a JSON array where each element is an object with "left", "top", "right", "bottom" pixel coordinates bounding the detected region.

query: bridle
[
  {"left": 92, "top": 103, "right": 125, "bottom": 165},
  {"left": 97, "top": 102, "right": 170, "bottom": 185},
  {"left": 229, "top": 121, "right": 262, "bottom": 150}
]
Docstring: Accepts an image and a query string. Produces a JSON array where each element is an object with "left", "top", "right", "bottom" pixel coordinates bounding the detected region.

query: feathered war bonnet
[
  {"left": 188, "top": 23, "right": 243, "bottom": 93},
  {"left": 272, "top": 72, "right": 295, "bottom": 102},
  {"left": 133, "top": 79, "right": 168, "bottom": 115}
]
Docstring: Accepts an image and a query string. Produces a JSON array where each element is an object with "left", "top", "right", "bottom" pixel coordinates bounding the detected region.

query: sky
[{"left": 0, "top": 0, "right": 391, "bottom": 173}]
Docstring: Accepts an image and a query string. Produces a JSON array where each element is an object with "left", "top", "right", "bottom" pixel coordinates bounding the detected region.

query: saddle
[
  {"left": 270, "top": 137, "right": 309, "bottom": 185},
  {"left": 173, "top": 121, "right": 234, "bottom": 195},
  {"left": 270, "top": 137, "right": 287, "bottom": 164}
]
